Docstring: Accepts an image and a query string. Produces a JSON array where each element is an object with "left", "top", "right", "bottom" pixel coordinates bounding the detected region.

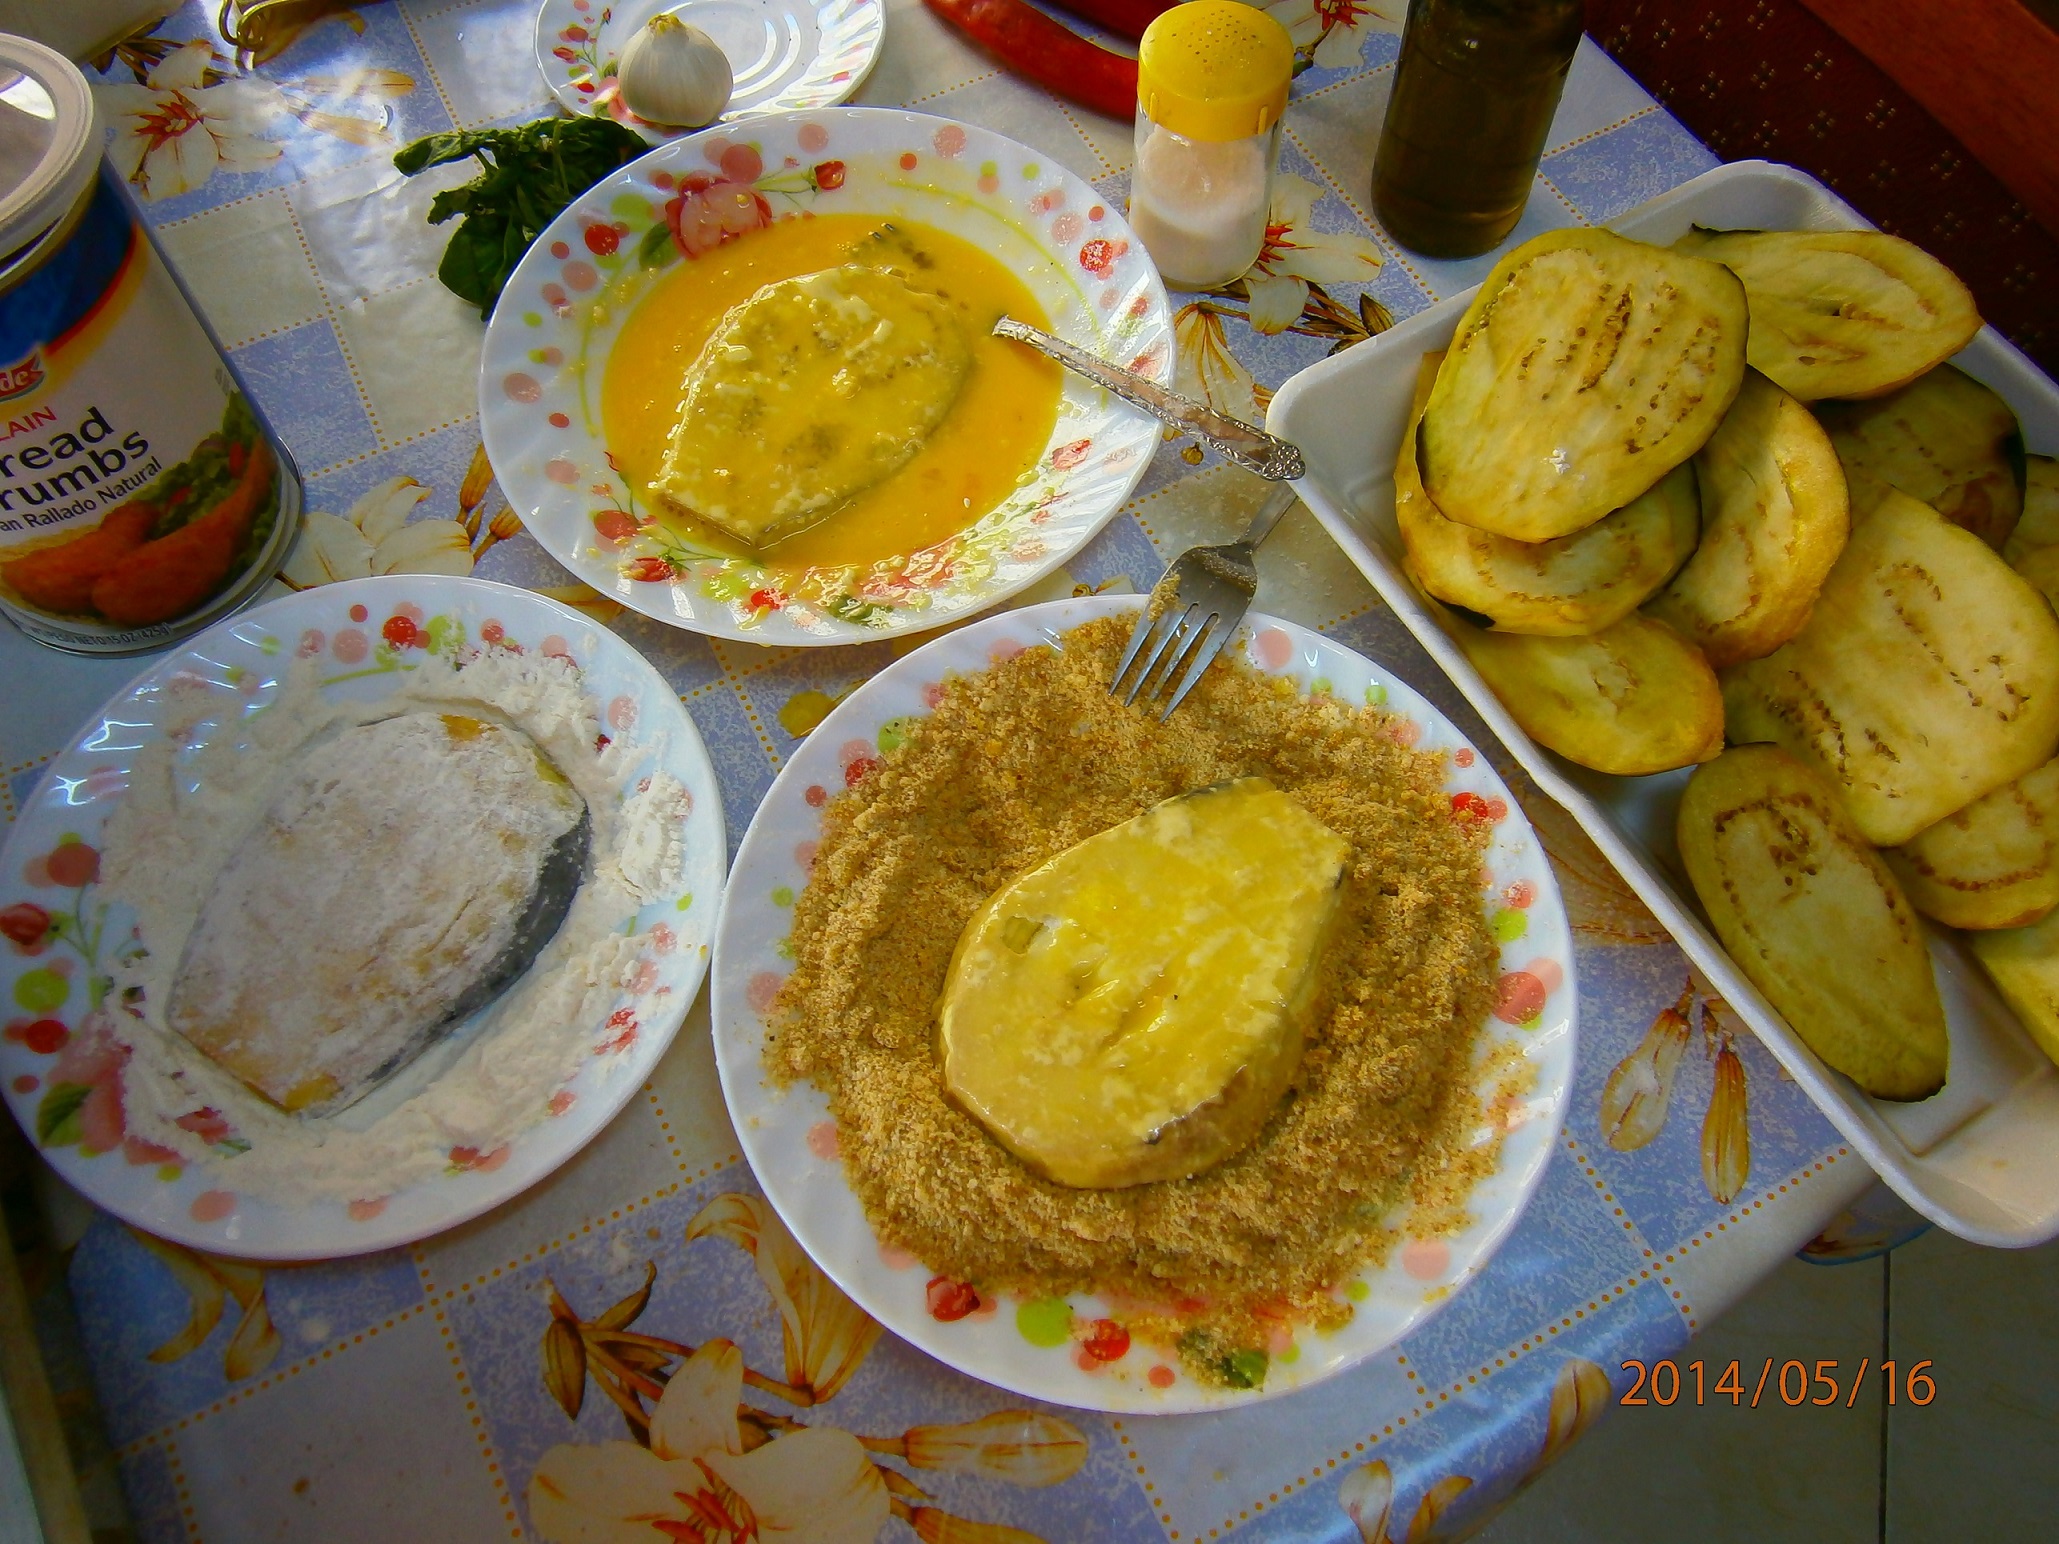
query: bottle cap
[{"left": 1137, "top": 0, "right": 1294, "bottom": 143}]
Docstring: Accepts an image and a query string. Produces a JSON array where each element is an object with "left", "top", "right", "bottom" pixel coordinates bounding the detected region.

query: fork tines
[{"left": 1112, "top": 600, "right": 1233, "bottom": 721}]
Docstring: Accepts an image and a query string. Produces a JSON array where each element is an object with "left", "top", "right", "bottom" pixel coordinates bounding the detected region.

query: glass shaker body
[
  {"left": 1128, "top": 0, "right": 1294, "bottom": 292},
  {"left": 1372, "top": 0, "right": 1583, "bottom": 259},
  {"left": 1130, "top": 116, "right": 1282, "bottom": 291}
]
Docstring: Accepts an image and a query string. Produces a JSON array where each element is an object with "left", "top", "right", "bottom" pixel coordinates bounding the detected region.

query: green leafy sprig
[{"left": 393, "top": 116, "right": 649, "bottom": 318}]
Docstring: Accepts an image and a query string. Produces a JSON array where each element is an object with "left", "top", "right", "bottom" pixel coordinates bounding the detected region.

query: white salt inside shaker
[
  {"left": 1131, "top": 127, "right": 1272, "bottom": 291},
  {"left": 1130, "top": 0, "right": 1294, "bottom": 291}
]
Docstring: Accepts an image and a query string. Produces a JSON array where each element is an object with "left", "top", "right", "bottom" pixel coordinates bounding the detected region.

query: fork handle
[
  {"left": 1238, "top": 483, "right": 1298, "bottom": 550},
  {"left": 993, "top": 317, "right": 1307, "bottom": 482}
]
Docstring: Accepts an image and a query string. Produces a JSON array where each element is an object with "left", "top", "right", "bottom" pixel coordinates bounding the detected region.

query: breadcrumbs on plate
[{"left": 767, "top": 615, "right": 1505, "bottom": 1365}]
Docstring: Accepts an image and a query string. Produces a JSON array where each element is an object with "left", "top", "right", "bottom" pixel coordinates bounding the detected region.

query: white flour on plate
[{"left": 97, "top": 646, "right": 689, "bottom": 1206}]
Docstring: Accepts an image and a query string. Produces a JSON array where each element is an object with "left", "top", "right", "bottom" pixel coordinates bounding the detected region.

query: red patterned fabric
[{"left": 1590, "top": 0, "right": 2057, "bottom": 375}]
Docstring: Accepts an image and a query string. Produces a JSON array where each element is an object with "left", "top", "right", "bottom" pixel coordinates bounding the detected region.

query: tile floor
[{"left": 1477, "top": 1229, "right": 2059, "bottom": 1542}]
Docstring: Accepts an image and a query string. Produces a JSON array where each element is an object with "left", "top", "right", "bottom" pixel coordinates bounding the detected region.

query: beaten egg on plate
[{"left": 602, "top": 214, "right": 1063, "bottom": 575}]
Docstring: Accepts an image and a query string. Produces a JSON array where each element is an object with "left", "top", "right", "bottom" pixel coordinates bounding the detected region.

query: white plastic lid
[{"left": 0, "top": 34, "right": 97, "bottom": 260}]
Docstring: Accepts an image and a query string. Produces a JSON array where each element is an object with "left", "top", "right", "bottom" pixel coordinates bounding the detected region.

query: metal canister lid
[{"left": 0, "top": 33, "right": 97, "bottom": 262}]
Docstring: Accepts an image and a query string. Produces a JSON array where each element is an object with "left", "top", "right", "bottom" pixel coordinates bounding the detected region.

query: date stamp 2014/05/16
[{"left": 1619, "top": 1359, "right": 1937, "bottom": 1409}]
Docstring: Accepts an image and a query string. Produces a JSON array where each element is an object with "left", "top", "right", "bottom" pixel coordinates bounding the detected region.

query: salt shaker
[{"left": 1130, "top": 0, "right": 1294, "bottom": 291}]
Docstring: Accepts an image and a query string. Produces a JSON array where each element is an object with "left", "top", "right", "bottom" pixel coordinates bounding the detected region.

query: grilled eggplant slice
[
  {"left": 1397, "top": 351, "right": 1701, "bottom": 635},
  {"left": 1420, "top": 227, "right": 1747, "bottom": 541},
  {"left": 1678, "top": 744, "right": 1948, "bottom": 1101},
  {"left": 2000, "top": 454, "right": 2059, "bottom": 607},
  {"left": 1644, "top": 369, "right": 1850, "bottom": 667},
  {"left": 1970, "top": 909, "right": 2059, "bottom": 1073},
  {"left": 1424, "top": 583, "right": 1724, "bottom": 775},
  {"left": 1888, "top": 755, "right": 2059, "bottom": 931},
  {"left": 1722, "top": 489, "right": 2059, "bottom": 845},
  {"left": 1673, "top": 227, "right": 1980, "bottom": 401},
  {"left": 1818, "top": 364, "right": 2025, "bottom": 549}
]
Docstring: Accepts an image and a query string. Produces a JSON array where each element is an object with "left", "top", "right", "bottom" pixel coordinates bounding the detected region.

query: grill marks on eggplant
[
  {"left": 1421, "top": 229, "right": 1747, "bottom": 542},
  {"left": 1721, "top": 491, "right": 2059, "bottom": 845}
]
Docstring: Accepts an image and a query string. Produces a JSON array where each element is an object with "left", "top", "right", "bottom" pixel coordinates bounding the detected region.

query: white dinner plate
[
  {"left": 535, "top": 0, "right": 883, "bottom": 139},
  {"left": 709, "top": 595, "right": 1576, "bottom": 1411},
  {"left": 0, "top": 576, "right": 726, "bottom": 1259},
  {"left": 478, "top": 107, "right": 1170, "bottom": 647}
]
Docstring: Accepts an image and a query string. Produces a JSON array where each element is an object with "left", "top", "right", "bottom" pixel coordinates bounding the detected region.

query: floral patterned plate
[
  {"left": 535, "top": 0, "right": 883, "bottom": 140},
  {"left": 709, "top": 595, "right": 1577, "bottom": 1411},
  {"left": 0, "top": 576, "right": 726, "bottom": 1260},
  {"left": 478, "top": 107, "right": 1171, "bottom": 646}
]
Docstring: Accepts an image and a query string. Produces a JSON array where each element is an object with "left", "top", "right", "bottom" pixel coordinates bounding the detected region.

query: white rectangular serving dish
[{"left": 1269, "top": 159, "right": 2059, "bottom": 1247}]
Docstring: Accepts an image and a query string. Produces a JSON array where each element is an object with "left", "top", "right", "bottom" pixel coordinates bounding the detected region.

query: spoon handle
[{"left": 993, "top": 317, "right": 1306, "bottom": 482}]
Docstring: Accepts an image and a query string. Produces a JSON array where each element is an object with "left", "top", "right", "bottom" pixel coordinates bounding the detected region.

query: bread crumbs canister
[{"left": 0, "top": 34, "right": 301, "bottom": 654}]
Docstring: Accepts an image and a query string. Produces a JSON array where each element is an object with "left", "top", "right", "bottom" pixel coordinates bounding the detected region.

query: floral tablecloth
[{"left": 1, "top": 3, "right": 1886, "bottom": 1540}]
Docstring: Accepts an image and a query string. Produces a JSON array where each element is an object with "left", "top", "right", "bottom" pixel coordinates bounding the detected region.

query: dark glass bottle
[{"left": 1372, "top": 0, "right": 1584, "bottom": 258}]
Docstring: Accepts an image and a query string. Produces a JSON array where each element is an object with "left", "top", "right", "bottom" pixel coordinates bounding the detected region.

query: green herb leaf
[
  {"left": 638, "top": 219, "right": 677, "bottom": 270},
  {"left": 825, "top": 594, "right": 886, "bottom": 624},
  {"left": 437, "top": 206, "right": 515, "bottom": 313},
  {"left": 1222, "top": 1348, "right": 1270, "bottom": 1389},
  {"left": 392, "top": 126, "right": 510, "bottom": 177},
  {"left": 36, "top": 1082, "right": 92, "bottom": 1147},
  {"left": 393, "top": 116, "right": 649, "bottom": 319}
]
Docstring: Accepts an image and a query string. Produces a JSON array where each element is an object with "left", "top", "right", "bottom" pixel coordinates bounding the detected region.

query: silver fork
[{"left": 1113, "top": 482, "right": 1299, "bottom": 719}]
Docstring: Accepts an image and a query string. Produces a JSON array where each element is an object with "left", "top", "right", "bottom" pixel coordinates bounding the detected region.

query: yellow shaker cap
[{"left": 1137, "top": 0, "right": 1295, "bottom": 143}]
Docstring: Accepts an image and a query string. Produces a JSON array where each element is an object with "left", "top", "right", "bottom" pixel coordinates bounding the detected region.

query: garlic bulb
[{"left": 617, "top": 13, "right": 732, "bottom": 128}]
